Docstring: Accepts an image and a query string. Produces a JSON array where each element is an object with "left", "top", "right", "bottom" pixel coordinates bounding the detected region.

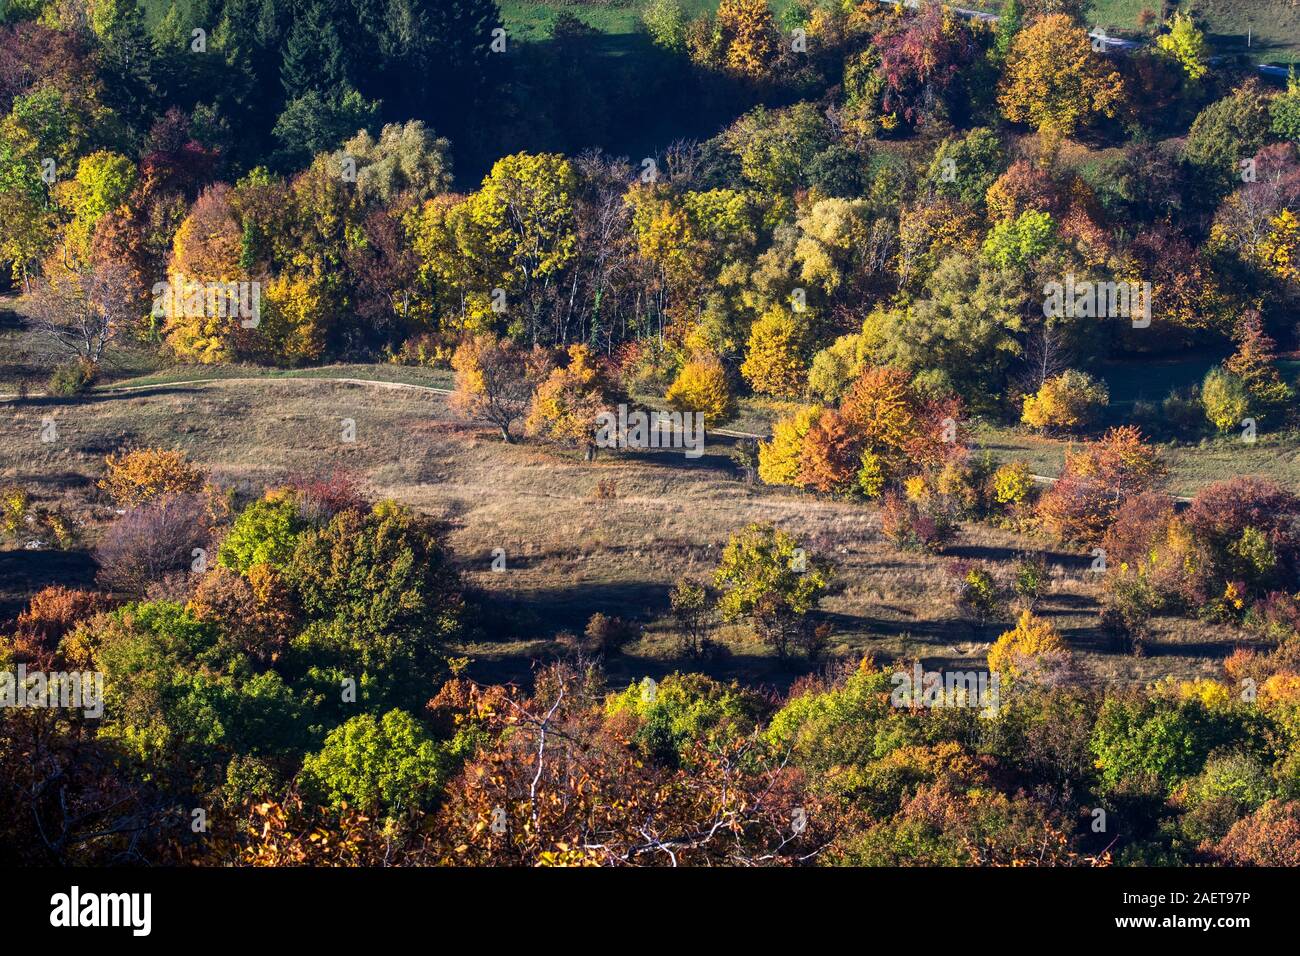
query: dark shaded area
[{"left": 0, "top": 548, "right": 98, "bottom": 625}]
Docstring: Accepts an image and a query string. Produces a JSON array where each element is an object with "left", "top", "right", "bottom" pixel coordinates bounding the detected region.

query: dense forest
[{"left": 2, "top": 0, "right": 1300, "bottom": 867}]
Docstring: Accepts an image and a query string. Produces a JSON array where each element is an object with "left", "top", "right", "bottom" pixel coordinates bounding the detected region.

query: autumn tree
[
  {"left": 1037, "top": 426, "right": 1166, "bottom": 544},
  {"left": 665, "top": 354, "right": 735, "bottom": 427},
  {"left": 714, "top": 522, "right": 829, "bottom": 659},
  {"left": 741, "top": 304, "right": 808, "bottom": 398},
  {"left": 450, "top": 334, "right": 539, "bottom": 442},
  {"left": 715, "top": 0, "right": 778, "bottom": 80},
  {"left": 1021, "top": 369, "right": 1109, "bottom": 433},
  {"left": 525, "top": 344, "right": 621, "bottom": 460},
  {"left": 988, "top": 610, "right": 1070, "bottom": 683},
  {"left": 998, "top": 15, "right": 1126, "bottom": 142},
  {"left": 29, "top": 260, "right": 136, "bottom": 366},
  {"left": 98, "top": 447, "right": 205, "bottom": 507},
  {"left": 758, "top": 404, "right": 823, "bottom": 486}
]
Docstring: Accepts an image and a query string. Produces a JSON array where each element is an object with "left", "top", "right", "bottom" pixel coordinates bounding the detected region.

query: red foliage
[{"left": 875, "top": 3, "right": 975, "bottom": 127}]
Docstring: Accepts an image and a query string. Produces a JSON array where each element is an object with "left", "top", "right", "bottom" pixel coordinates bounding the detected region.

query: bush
[
  {"left": 583, "top": 612, "right": 636, "bottom": 655},
  {"left": 952, "top": 562, "right": 1004, "bottom": 622},
  {"left": 99, "top": 448, "right": 205, "bottom": 507},
  {"left": 47, "top": 360, "right": 97, "bottom": 396},
  {"left": 990, "top": 461, "right": 1035, "bottom": 506},
  {"left": 1021, "top": 369, "right": 1109, "bottom": 432},
  {"left": 988, "top": 610, "right": 1068, "bottom": 682},
  {"left": 880, "top": 492, "right": 957, "bottom": 554},
  {"left": 95, "top": 494, "right": 214, "bottom": 595},
  {"left": 1201, "top": 366, "right": 1250, "bottom": 433},
  {"left": 665, "top": 355, "right": 735, "bottom": 426}
]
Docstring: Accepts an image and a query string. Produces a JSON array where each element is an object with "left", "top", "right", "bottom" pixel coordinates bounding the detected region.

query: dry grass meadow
[{"left": 1, "top": 374, "right": 1249, "bottom": 693}]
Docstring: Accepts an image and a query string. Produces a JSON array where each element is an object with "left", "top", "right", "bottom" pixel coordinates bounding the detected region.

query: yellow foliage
[
  {"left": 991, "top": 461, "right": 1034, "bottom": 506},
  {"left": 988, "top": 610, "right": 1067, "bottom": 680},
  {"left": 757, "top": 404, "right": 822, "bottom": 486},
  {"left": 98, "top": 448, "right": 205, "bottom": 507},
  {"left": 740, "top": 305, "right": 808, "bottom": 398},
  {"left": 665, "top": 355, "right": 735, "bottom": 426}
]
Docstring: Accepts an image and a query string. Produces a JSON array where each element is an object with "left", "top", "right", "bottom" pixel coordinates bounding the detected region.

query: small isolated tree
[
  {"left": 450, "top": 334, "right": 537, "bottom": 442},
  {"left": 987, "top": 609, "right": 1069, "bottom": 682},
  {"left": 30, "top": 261, "right": 136, "bottom": 366},
  {"left": 669, "top": 579, "right": 713, "bottom": 659},
  {"left": 525, "top": 344, "right": 621, "bottom": 460},
  {"left": 1201, "top": 366, "right": 1251, "bottom": 434},
  {"left": 665, "top": 354, "right": 735, "bottom": 427},
  {"left": 98, "top": 448, "right": 205, "bottom": 507},
  {"left": 1021, "top": 369, "right": 1109, "bottom": 433},
  {"left": 714, "top": 522, "right": 828, "bottom": 659}
]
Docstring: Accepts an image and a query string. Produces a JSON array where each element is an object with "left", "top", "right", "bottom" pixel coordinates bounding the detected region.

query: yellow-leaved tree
[
  {"left": 98, "top": 448, "right": 205, "bottom": 507},
  {"left": 525, "top": 344, "right": 621, "bottom": 460},
  {"left": 998, "top": 15, "right": 1126, "bottom": 143},
  {"left": 665, "top": 354, "right": 735, "bottom": 426},
  {"left": 988, "top": 610, "right": 1069, "bottom": 682},
  {"left": 757, "top": 404, "right": 822, "bottom": 486},
  {"left": 740, "top": 304, "right": 808, "bottom": 398}
]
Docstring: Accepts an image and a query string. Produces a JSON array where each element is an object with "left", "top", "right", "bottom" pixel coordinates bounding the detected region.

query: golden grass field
[{"left": 1, "top": 376, "right": 1248, "bottom": 691}]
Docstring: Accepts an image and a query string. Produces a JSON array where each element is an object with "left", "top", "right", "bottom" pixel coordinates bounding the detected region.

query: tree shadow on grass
[{"left": 0, "top": 548, "right": 98, "bottom": 625}]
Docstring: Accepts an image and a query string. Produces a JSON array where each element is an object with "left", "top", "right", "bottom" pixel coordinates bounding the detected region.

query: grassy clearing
[{"left": 0, "top": 377, "right": 1243, "bottom": 691}]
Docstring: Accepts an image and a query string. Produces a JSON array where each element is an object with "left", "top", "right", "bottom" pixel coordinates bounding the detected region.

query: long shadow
[
  {"left": 944, "top": 543, "right": 1092, "bottom": 570},
  {"left": 0, "top": 548, "right": 98, "bottom": 624}
]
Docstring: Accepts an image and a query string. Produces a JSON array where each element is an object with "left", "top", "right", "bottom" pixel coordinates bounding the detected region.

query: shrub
[
  {"left": 665, "top": 355, "right": 735, "bottom": 426},
  {"left": 583, "top": 612, "right": 636, "bottom": 655},
  {"left": 1020, "top": 369, "right": 1109, "bottom": 432},
  {"left": 1201, "top": 366, "right": 1251, "bottom": 433},
  {"left": 98, "top": 448, "right": 205, "bottom": 507},
  {"left": 988, "top": 610, "right": 1068, "bottom": 682},
  {"left": 95, "top": 494, "right": 214, "bottom": 595},
  {"left": 880, "top": 492, "right": 956, "bottom": 554},
  {"left": 1210, "top": 800, "right": 1300, "bottom": 866},
  {"left": 12, "top": 586, "right": 110, "bottom": 659},
  {"left": 188, "top": 564, "right": 298, "bottom": 665},
  {"left": 1011, "top": 553, "right": 1048, "bottom": 609},
  {"left": 991, "top": 461, "right": 1035, "bottom": 506},
  {"left": 47, "top": 360, "right": 97, "bottom": 396},
  {"left": 953, "top": 562, "right": 1004, "bottom": 622}
]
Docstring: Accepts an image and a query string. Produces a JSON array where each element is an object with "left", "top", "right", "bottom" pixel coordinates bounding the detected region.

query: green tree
[
  {"left": 300, "top": 709, "right": 448, "bottom": 815},
  {"left": 218, "top": 492, "right": 309, "bottom": 574},
  {"left": 714, "top": 522, "right": 828, "bottom": 659}
]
